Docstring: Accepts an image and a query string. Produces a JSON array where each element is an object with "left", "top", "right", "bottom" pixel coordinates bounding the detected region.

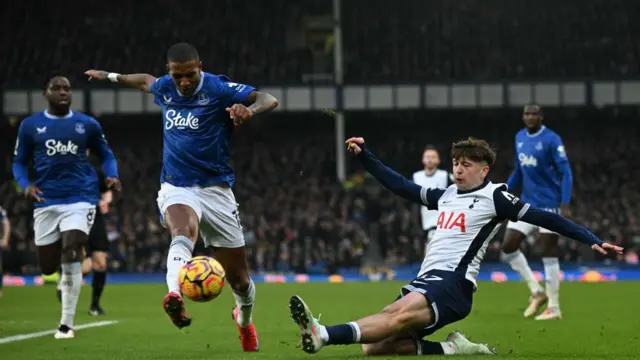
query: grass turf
[{"left": 0, "top": 281, "right": 638, "bottom": 359}]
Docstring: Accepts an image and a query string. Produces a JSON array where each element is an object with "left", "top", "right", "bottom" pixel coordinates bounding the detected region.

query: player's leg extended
[
  {"left": 289, "top": 292, "right": 494, "bottom": 355},
  {"left": 501, "top": 225, "right": 546, "bottom": 317},
  {"left": 57, "top": 229, "right": 87, "bottom": 339},
  {"left": 89, "top": 251, "right": 108, "bottom": 315},
  {"left": 211, "top": 246, "right": 258, "bottom": 351},
  {"left": 200, "top": 185, "right": 258, "bottom": 351},
  {"left": 162, "top": 204, "right": 198, "bottom": 328},
  {"left": 289, "top": 292, "right": 432, "bottom": 354},
  {"left": 535, "top": 232, "right": 562, "bottom": 320}
]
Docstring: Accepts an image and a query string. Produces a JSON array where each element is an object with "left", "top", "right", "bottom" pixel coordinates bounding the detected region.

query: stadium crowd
[
  {"left": 2, "top": 0, "right": 639, "bottom": 87},
  {"left": 1, "top": 108, "right": 638, "bottom": 275}
]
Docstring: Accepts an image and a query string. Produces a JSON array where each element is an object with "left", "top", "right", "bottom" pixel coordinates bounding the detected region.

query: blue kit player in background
[
  {"left": 84, "top": 42, "right": 278, "bottom": 352},
  {"left": 501, "top": 103, "right": 573, "bottom": 321},
  {"left": 12, "top": 75, "right": 121, "bottom": 339},
  {"left": 0, "top": 205, "right": 10, "bottom": 297},
  {"left": 287, "top": 137, "right": 620, "bottom": 356}
]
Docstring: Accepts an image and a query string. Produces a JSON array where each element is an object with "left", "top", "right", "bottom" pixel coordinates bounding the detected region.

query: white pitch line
[{"left": 0, "top": 320, "right": 119, "bottom": 344}]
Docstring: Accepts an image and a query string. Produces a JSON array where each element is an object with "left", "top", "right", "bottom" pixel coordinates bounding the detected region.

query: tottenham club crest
[
  {"left": 75, "top": 123, "right": 85, "bottom": 134},
  {"left": 198, "top": 92, "right": 210, "bottom": 105}
]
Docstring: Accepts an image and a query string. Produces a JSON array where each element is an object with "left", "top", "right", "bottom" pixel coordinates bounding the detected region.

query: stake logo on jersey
[
  {"left": 12, "top": 111, "right": 118, "bottom": 208},
  {"left": 508, "top": 126, "right": 572, "bottom": 208},
  {"left": 149, "top": 72, "right": 255, "bottom": 187},
  {"left": 418, "top": 181, "right": 530, "bottom": 286},
  {"left": 45, "top": 140, "right": 79, "bottom": 156}
]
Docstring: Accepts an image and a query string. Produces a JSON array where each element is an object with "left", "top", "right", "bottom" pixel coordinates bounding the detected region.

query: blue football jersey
[
  {"left": 12, "top": 111, "right": 118, "bottom": 208},
  {"left": 149, "top": 72, "right": 255, "bottom": 187},
  {"left": 507, "top": 126, "right": 573, "bottom": 209}
]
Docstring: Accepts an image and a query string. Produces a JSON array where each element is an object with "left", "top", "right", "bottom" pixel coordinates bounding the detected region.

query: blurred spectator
[{"left": 3, "top": 0, "right": 639, "bottom": 87}]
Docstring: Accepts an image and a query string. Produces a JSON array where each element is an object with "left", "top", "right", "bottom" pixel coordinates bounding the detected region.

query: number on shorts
[
  {"left": 87, "top": 208, "right": 96, "bottom": 227},
  {"left": 232, "top": 209, "right": 241, "bottom": 228}
]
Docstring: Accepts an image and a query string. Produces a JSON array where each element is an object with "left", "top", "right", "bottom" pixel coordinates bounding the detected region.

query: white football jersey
[
  {"left": 418, "top": 181, "right": 530, "bottom": 287},
  {"left": 412, "top": 169, "right": 451, "bottom": 230}
]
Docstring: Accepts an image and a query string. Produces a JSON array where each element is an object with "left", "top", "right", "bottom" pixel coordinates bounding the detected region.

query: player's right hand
[
  {"left": 591, "top": 242, "right": 624, "bottom": 255},
  {"left": 84, "top": 70, "right": 109, "bottom": 81},
  {"left": 105, "top": 177, "right": 122, "bottom": 192},
  {"left": 25, "top": 185, "right": 44, "bottom": 203},
  {"left": 345, "top": 137, "right": 365, "bottom": 154}
]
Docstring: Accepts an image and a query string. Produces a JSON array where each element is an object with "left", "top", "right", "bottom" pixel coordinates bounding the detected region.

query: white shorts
[
  {"left": 33, "top": 202, "right": 97, "bottom": 246},
  {"left": 157, "top": 183, "right": 244, "bottom": 248},
  {"left": 506, "top": 208, "right": 560, "bottom": 236}
]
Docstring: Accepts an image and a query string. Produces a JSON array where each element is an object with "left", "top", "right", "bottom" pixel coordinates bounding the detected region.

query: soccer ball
[{"left": 178, "top": 256, "right": 226, "bottom": 302}]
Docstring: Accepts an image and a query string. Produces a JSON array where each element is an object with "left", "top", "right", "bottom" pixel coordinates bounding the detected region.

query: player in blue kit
[
  {"left": 85, "top": 42, "right": 278, "bottom": 352},
  {"left": 12, "top": 75, "right": 120, "bottom": 339},
  {"left": 501, "top": 103, "right": 573, "bottom": 320}
]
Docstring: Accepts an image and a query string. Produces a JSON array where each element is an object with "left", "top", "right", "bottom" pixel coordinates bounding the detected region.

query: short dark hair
[
  {"left": 523, "top": 102, "right": 543, "bottom": 116},
  {"left": 44, "top": 72, "right": 67, "bottom": 90},
  {"left": 423, "top": 144, "right": 439, "bottom": 153},
  {"left": 167, "top": 42, "right": 199, "bottom": 63},
  {"left": 451, "top": 137, "right": 496, "bottom": 166}
]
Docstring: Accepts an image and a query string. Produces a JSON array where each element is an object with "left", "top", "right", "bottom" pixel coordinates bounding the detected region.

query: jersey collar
[
  {"left": 44, "top": 110, "right": 74, "bottom": 119},
  {"left": 176, "top": 74, "right": 205, "bottom": 97},
  {"left": 525, "top": 125, "right": 546, "bottom": 138},
  {"left": 457, "top": 179, "right": 490, "bottom": 195}
]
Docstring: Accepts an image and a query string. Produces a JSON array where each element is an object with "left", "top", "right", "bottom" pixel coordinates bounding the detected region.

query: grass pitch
[{"left": 0, "top": 281, "right": 638, "bottom": 359}]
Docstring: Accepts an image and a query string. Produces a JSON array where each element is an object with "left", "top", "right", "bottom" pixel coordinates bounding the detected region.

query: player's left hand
[
  {"left": 345, "top": 137, "right": 365, "bottom": 154},
  {"left": 591, "top": 242, "right": 623, "bottom": 255},
  {"left": 560, "top": 204, "right": 572, "bottom": 218},
  {"left": 105, "top": 177, "right": 122, "bottom": 192},
  {"left": 226, "top": 104, "right": 255, "bottom": 125}
]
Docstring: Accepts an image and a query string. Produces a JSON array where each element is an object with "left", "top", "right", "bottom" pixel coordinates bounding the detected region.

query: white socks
[
  {"left": 60, "top": 262, "right": 82, "bottom": 328},
  {"left": 543, "top": 257, "right": 560, "bottom": 308},
  {"left": 166, "top": 236, "right": 194, "bottom": 294},
  {"left": 502, "top": 250, "right": 543, "bottom": 294},
  {"left": 232, "top": 279, "right": 256, "bottom": 327}
]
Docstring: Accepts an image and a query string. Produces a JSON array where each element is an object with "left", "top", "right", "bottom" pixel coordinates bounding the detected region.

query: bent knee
[
  {"left": 362, "top": 343, "right": 384, "bottom": 356},
  {"left": 362, "top": 337, "right": 405, "bottom": 356}
]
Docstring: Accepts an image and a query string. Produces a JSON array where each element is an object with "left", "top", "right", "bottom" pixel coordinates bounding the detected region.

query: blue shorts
[{"left": 396, "top": 269, "right": 474, "bottom": 339}]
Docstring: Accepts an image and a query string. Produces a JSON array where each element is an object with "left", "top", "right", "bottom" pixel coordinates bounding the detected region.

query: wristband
[{"left": 107, "top": 73, "right": 120, "bottom": 83}]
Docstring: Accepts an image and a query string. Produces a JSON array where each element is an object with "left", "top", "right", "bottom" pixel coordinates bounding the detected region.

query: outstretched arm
[
  {"left": 493, "top": 189, "right": 622, "bottom": 255},
  {"left": 246, "top": 91, "right": 279, "bottom": 116},
  {"left": 346, "top": 138, "right": 444, "bottom": 209},
  {"left": 85, "top": 70, "right": 157, "bottom": 93}
]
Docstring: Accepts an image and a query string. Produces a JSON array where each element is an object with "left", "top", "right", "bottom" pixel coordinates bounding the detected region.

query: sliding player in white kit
[
  {"left": 412, "top": 145, "right": 453, "bottom": 244},
  {"left": 289, "top": 137, "right": 622, "bottom": 356}
]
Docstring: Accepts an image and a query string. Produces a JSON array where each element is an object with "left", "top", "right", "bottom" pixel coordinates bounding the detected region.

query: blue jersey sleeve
[
  {"left": 506, "top": 135, "right": 522, "bottom": 191},
  {"left": 12, "top": 120, "right": 33, "bottom": 191},
  {"left": 87, "top": 119, "right": 119, "bottom": 178},
  {"left": 549, "top": 135, "right": 573, "bottom": 205},
  {"left": 217, "top": 76, "right": 256, "bottom": 105},
  {"left": 149, "top": 76, "right": 172, "bottom": 106}
]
